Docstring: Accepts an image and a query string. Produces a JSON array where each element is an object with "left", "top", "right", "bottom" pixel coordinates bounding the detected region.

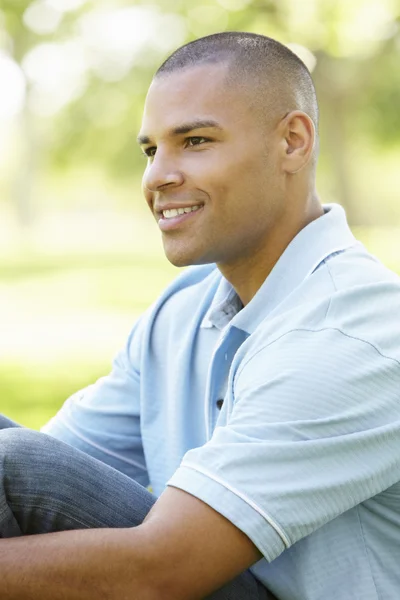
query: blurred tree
[
  {"left": 229, "top": 0, "right": 400, "bottom": 222},
  {"left": 1, "top": 0, "right": 400, "bottom": 225}
]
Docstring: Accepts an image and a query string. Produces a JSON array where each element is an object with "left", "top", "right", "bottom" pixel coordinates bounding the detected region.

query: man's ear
[{"left": 279, "top": 111, "right": 315, "bottom": 174}]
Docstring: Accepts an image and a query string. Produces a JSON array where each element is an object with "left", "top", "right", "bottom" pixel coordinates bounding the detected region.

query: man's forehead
[{"left": 140, "top": 64, "right": 252, "bottom": 138}]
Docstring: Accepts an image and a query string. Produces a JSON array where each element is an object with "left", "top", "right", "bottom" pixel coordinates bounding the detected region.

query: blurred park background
[{"left": 1, "top": 0, "right": 400, "bottom": 429}]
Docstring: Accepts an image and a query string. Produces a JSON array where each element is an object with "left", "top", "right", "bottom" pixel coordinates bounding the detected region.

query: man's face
[{"left": 138, "top": 62, "right": 285, "bottom": 269}]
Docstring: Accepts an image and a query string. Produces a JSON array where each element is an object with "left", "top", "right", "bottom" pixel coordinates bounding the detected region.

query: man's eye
[
  {"left": 143, "top": 147, "right": 156, "bottom": 158},
  {"left": 186, "top": 137, "right": 208, "bottom": 147}
]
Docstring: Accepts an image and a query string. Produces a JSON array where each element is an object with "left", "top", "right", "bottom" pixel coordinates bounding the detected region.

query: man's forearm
[
  {"left": 0, "top": 527, "right": 159, "bottom": 600},
  {"left": 1, "top": 487, "right": 261, "bottom": 600}
]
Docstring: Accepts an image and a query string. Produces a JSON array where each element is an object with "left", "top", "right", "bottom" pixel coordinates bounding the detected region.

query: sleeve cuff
[{"left": 168, "top": 463, "right": 287, "bottom": 562}]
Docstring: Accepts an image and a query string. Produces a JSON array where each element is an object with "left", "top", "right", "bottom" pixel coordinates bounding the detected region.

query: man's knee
[
  {"left": 1, "top": 427, "right": 46, "bottom": 451},
  {"left": 0, "top": 428, "right": 60, "bottom": 476}
]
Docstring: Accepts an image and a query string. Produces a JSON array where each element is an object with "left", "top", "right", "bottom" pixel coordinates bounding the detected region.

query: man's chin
[
  {"left": 164, "top": 248, "right": 213, "bottom": 268},
  {"left": 166, "top": 256, "right": 203, "bottom": 268}
]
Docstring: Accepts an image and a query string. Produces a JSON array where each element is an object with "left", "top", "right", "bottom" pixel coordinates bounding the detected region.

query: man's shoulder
[
  {"left": 245, "top": 244, "right": 400, "bottom": 364},
  {"left": 323, "top": 245, "right": 400, "bottom": 360},
  {"left": 291, "top": 241, "right": 400, "bottom": 335},
  {"left": 324, "top": 242, "right": 400, "bottom": 290}
]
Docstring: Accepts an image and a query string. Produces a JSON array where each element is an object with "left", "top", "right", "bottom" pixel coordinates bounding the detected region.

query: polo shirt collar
[{"left": 200, "top": 204, "right": 357, "bottom": 334}]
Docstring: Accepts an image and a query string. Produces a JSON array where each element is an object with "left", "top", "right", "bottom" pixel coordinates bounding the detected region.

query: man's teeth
[{"left": 162, "top": 205, "right": 201, "bottom": 219}]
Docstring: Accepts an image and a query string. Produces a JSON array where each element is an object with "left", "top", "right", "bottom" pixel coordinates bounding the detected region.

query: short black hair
[{"left": 156, "top": 31, "right": 319, "bottom": 130}]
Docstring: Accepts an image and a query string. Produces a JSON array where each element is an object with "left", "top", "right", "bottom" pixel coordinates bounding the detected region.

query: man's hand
[{"left": 1, "top": 486, "right": 261, "bottom": 600}]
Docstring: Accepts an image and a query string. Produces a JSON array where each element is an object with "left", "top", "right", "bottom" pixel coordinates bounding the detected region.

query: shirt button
[{"left": 216, "top": 399, "right": 224, "bottom": 410}]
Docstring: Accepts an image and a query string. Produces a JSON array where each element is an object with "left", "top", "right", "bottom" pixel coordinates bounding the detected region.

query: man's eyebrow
[
  {"left": 137, "top": 120, "right": 222, "bottom": 145},
  {"left": 172, "top": 119, "right": 222, "bottom": 135}
]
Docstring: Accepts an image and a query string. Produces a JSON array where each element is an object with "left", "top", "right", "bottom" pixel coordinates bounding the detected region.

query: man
[{"left": 1, "top": 31, "right": 400, "bottom": 600}]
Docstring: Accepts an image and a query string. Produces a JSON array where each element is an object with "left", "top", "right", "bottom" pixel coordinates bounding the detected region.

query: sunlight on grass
[
  {"left": 0, "top": 362, "right": 108, "bottom": 429},
  {"left": 0, "top": 211, "right": 180, "bottom": 428},
  {"left": 1, "top": 212, "right": 399, "bottom": 430}
]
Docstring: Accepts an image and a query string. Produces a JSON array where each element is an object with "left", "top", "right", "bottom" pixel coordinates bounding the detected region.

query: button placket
[{"left": 204, "top": 333, "right": 230, "bottom": 438}]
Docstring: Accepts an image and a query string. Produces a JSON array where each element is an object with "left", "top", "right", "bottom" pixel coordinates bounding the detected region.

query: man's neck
[{"left": 218, "top": 197, "right": 323, "bottom": 306}]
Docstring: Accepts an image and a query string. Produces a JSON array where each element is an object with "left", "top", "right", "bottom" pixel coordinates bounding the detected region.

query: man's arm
[{"left": 1, "top": 487, "right": 261, "bottom": 600}]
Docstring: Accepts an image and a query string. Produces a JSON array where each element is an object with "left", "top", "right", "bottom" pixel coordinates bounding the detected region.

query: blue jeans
[{"left": 0, "top": 415, "right": 272, "bottom": 599}]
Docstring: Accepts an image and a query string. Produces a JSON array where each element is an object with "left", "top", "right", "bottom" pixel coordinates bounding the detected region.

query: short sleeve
[
  {"left": 168, "top": 328, "right": 400, "bottom": 562},
  {"left": 41, "top": 314, "right": 149, "bottom": 487}
]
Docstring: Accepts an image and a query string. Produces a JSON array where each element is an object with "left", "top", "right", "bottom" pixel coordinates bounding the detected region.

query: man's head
[
  {"left": 138, "top": 32, "right": 321, "bottom": 281},
  {"left": 156, "top": 32, "right": 319, "bottom": 137}
]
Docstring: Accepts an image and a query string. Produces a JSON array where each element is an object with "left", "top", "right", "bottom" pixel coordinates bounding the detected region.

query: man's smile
[
  {"left": 157, "top": 204, "right": 204, "bottom": 231},
  {"left": 161, "top": 205, "right": 202, "bottom": 219}
]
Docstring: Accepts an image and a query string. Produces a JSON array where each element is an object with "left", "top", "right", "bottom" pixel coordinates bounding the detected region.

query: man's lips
[
  {"left": 154, "top": 203, "right": 204, "bottom": 216},
  {"left": 156, "top": 204, "right": 204, "bottom": 231}
]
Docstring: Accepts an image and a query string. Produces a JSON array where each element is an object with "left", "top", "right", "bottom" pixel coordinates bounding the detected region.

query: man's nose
[{"left": 143, "top": 152, "right": 184, "bottom": 192}]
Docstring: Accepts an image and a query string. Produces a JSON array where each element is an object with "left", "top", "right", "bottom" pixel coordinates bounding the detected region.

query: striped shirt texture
[{"left": 43, "top": 204, "right": 400, "bottom": 599}]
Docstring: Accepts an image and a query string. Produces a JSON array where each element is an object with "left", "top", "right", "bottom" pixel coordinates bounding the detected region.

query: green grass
[
  {"left": 0, "top": 362, "right": 108, "bottom": 429},
  {"left": 1, "top": 227, "right": 400, "bottom": 430},
  {"left": 0, "top": 249, "right": 179, "bottom": 429}
]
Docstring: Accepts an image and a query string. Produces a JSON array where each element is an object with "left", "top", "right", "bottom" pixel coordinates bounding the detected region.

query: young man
[{"left": 1, "top": 32, "right": 400, "bottom": 600}]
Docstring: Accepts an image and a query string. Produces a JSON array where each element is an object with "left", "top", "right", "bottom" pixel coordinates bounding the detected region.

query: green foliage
[
  {"left": 2, "top": 0, "right": 399, "bottom": 179},
  {"left": 1, "top": 0, "right": 400, "bottom": 223},
  {"left": 0, "top": 362, "right": 106, "bottom": 429},
  {"left": 357, "top": 39, "right": 400, "bottom": 146}
]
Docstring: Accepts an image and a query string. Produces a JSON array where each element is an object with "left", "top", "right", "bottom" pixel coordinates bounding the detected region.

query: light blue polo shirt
[{"left": 43, "top": 204, "right": 400, "bottom": 600}]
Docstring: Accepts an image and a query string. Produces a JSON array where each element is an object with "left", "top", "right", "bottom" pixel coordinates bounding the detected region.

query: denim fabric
[{"left": 0, "top": 416, "right": 271, "bottom": 599}]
